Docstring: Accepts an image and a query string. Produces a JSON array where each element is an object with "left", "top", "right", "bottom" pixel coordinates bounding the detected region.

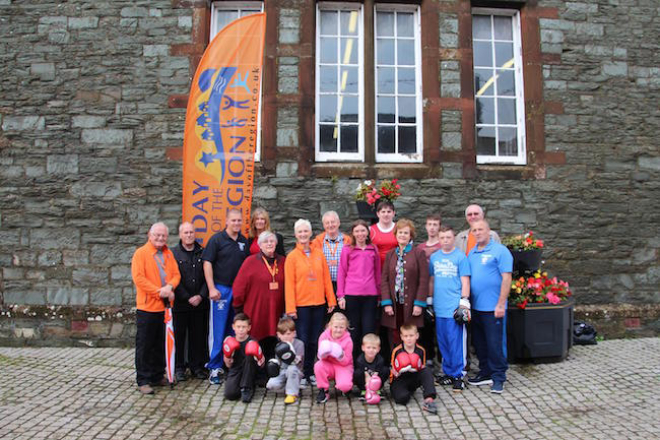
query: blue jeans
[
  {"left": 471, "top": 310, "right": 508, "bottom": 383},
  {"left": 295, "top": 305, "right": 326, "bottom": 378}
]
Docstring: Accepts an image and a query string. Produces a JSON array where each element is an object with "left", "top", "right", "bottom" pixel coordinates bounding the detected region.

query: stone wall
[{"left": 0, "top": 0, "right": 658, "bottom": 346}]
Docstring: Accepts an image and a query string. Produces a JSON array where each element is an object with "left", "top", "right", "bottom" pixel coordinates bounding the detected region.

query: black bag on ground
[{"left": 573, "top": 321, "right": 598, "bottom": 345}]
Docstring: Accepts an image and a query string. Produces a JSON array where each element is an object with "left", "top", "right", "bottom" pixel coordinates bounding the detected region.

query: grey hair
[
  {"left": 149, "top": 222, "right": 169, "bottom": 235},
  {"left": 178, "top": 221, "right": 193, "bottom": 233},
  {"left": 294, "top": 218, "right": 312, "bottom": 233},
  {"left": 321, "top": 210, "right": 340, "bottom": 223},
  {"left": 257, "top": 230, "right": 277, "bottom": 246},
  {"left": 464, "top": 204, "right": 484, "bottom": 217}
]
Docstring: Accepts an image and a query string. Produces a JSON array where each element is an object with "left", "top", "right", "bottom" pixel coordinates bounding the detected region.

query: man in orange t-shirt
[
  {"left": 131, "top": 222, "right": 181, "bottom": 395},
  {"left": 456, "top": 204, "right": 500, "bottom": 256}
]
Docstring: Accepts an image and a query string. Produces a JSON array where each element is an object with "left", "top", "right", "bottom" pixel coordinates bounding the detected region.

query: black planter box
[
  {"left": 355, "top": 201, "right": 378, "bottom": 224},
  {"left": 507, "top": 298, "right": 574, "bottom": 363},
  {"left": 510, "top": 249, "right": 543, "bottom": 274}
]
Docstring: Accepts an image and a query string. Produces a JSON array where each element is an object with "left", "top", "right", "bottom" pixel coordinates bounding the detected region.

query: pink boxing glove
[
  {"left": 318, "top": 340, "right": 333, "bottom": 359},
  {"left": 365, "top": 375, "right": 382, "bottom": 405}
]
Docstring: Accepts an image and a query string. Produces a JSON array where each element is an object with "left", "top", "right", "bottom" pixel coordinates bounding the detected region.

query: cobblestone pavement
[{"left": 1, "top": 338, "right": 659, "bottom": 440}]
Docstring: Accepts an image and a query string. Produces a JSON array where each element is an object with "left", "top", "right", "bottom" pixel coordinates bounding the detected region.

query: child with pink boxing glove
[{"left": 313, "top": 312, "right": 353, "bottom": 403}]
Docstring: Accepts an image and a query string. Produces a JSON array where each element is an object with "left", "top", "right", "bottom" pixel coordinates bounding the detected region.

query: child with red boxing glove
[
  {"left": 223, "top": 313, "right": 265, "bottom": 403},
  {"left": 390, "top": 324, "right": 437, "bottom": 414},
  {"left": 313, "top": 312, "right": 353, "bottom": 403}
]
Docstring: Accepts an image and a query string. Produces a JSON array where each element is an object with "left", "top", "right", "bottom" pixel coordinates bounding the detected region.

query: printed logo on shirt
[
  {"left": 433, "top": 259, "right": 458, "bottom": 278},
  {"left": 480, "top": 254, "right": 493, "bottom": 265},
  {"left": 215, "top": 299, "right": 228, "bottom": 311},
  {"left": 238, "top": 242, "right": 245, "bottom": 251}
]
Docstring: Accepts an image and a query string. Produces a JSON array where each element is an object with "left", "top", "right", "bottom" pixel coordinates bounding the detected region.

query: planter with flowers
[
  {"left": 354, "top": 179, "right": 401, "bottom": 224},
  {"left": 505, "top": 232, "right": 574, "bottom": 363},
  {"left": 502, "top": 231, "right": 544, "bottom": 274}
]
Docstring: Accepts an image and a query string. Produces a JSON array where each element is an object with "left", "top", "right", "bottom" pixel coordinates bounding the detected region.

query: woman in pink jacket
[
  {"left": 313, "top": 312, "right": 353, "bottom": 403},
  {"left": 337, "top": 220, "right": 381, "bottom": 359}
]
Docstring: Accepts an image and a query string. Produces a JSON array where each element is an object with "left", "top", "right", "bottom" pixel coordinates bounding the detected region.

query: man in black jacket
[{"left": 172, "top": 222, "right": 209, "bottom": 381}]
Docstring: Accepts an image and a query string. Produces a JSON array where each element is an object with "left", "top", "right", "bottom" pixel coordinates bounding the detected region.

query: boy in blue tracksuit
[
  {"left": 466, "top": 220, "right": 513, "bottom": 394},
  {"left": 429, "top": 225, "right": 471, "bottom": 391}
]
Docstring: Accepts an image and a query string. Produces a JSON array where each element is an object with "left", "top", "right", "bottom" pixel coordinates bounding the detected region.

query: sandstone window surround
[
  {"left": 210, "top": 1, "right": 264, "bottom": 161},
  {"left": 472, "top": 8, "right": 526, "bottom": 165},
  {"left": 315, "top": 2, "right": 423, "bottom": 164}
]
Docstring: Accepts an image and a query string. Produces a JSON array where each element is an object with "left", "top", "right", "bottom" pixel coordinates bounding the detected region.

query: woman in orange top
[{"left": 285, "top": 218, "right": 336, "bottom": 383}]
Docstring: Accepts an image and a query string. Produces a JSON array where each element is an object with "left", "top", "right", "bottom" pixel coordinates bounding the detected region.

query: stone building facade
[{"left": 0, "top": 0, "right": 658, "bottom": 345}]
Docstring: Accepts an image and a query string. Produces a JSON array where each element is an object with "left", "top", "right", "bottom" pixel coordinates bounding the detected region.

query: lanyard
[
  {"left": 261, "top": 256, "right": 278, "bottom": 282},
  {"left": 325, "top": 237, "right": 340, "bottom": 257}
]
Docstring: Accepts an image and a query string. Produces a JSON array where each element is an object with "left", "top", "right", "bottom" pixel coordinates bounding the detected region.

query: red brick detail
[
  {"left": 545, "top": 101, "right": 564, "bottom": 115},
  {"left": 541, "top": 53, "right": 562, "bottom": 65},
  {"left": 541, "top": 152, "right": 566, "bottom": 165},
  {"left": 171, "top": 43, "right": 206, "bottom": 56},
  {"left": 535, "top": 7, "right": 559, "bottom": 19},
  {"left": 624, "top": 317, "right": 641, "bottom": 329},
  {"left": 71, "top": 320, "right": 89, "bottom": 332},
  {"left": 166, "top": 147, "right": 183, "bottom": 161},
  {"left": 168, "top": 94, "right": 189, "bottom": 109}
]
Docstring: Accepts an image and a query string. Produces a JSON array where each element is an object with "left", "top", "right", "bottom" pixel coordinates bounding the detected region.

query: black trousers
[
  {"left": 419, "top": 310, "right": 438, "bottom": 364},
  {"left": 135, "top": 310, "right": 165, "bottom": 386},
  {"left": 224, "top": 357, "right": 258, "bottom": 400},
  {"left": 173, "top": 307, "right": 209, "bottom": 374},
  {"left": 344, "top": 295, "right": 379, "bottom": 359},
  {"left": 295, "top": 305, "right": 326, "bottom": 378},
  {"left": 390, "top": 368, "right": 436, "bottom": 404}
]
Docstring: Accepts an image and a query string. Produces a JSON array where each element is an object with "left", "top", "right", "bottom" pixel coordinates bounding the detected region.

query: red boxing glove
[
  {"left": 408, "top": 353, "right": 423, "bottom": 372},
  {"left": 393, "top": 352, "right": 412, "bottom": 375},
  {"left": 245, "top": 340, "right": 264, "bottom": 362},
  {"left": 222, "top": 336, "right": 240, "bottom": 358}
]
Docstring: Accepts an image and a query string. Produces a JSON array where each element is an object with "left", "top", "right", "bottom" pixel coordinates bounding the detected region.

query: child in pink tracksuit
[{"left": 314, "top": 312, "right": 353, "bottom": 404}]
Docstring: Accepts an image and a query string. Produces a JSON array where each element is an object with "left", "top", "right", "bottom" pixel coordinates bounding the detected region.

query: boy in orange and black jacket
[{"left": 390, "top": 324, "right": 437, "bottom": 414}]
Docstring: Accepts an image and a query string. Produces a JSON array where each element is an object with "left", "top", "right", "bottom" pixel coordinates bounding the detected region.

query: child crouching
[
  {"left": 223, "top": 313, "right": 265, "bottom": 403},
  {"left": 314, "top": 312, "right": 353, "bottom": 403},
  {"left": 266, "top": 317, "right": 305, "bottom": 404},
  {"left": 353, "top": 333, "right": 389, "bottom": 403}
]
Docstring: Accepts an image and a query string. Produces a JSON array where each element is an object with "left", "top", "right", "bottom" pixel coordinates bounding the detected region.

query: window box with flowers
[
  {"left": 354, "top": 179, "right": 401, "bottom": 223},
  {"left": 505, "top": 232, "right": 574, "bottom": 363}
]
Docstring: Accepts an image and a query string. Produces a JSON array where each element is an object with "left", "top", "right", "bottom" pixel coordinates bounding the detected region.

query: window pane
[
  {"left": 397, "top": 40, "right": 415, "bottom": 66},
  {"left": 340, "top": 67, "right": 358, "bottom": 93},
  {"left": 398, "top": 68, "right": 415, "bottom": 94},
  {"left": 239, "top": 9, "right": 261, "bottom": 18},
  {"left": 320, "top": 11, "right": 338, "bottom": 35},
  {"left": 497, "top": 98, "right": 516, "bottom": 124},
  {"left": 319, "top": 95, "right": 337, "bottom": 123},
  {"left": 476, "top": 126, "right": 496, "bottom": 156},
  {"left": 377, "top": 38, "right": 395, "bottom": 65},
  {"left": 217, "top": 10, "right": 239, "bottom": 30},
  {"left": 474, "top": 68, "right": 494, "bottom": 96},
  {"left": 378, "top": 97, "right": 395, "bottom": 123},
  {"left": 472, "top": 15, "right": 491, "bottom": 39},
  {"left": 320, "top": 66, "right": 337, "bottom": 93},
  {"left": 340, "top": 96, "right": 358, "bottom": 122},
  {"left": 340, "top": 10, "right": 359, "bottom": 36},
  {"left": 340, "top": 38, "right": 358, "bottom": 65},
  {"left": 377, "top": 67, "right": 395, "bottom": 94},
  {"left": 493, "top": 16, "right": 513, "bottom": 40},
  {"left": 377, "top": 12, "right": 394, "bottom": 37},
  {"left": 340, "top": 125, "right": 358, "bottom": 152},
  {"left": 473, "top": 41, "right": 493, "bottom": 67},
  {"left": 495, "top": 42, "right": 514, "bottom": 68},
  {"left": 498, "top": 127, "right": 518, "bottom": 156},
  {"left": 320, "top": 37, "right": 337, "bottom": 63},
  {"left": 397, "top": 12, "right": 414, "bottom": 37},
  {"left": 476, "top": 97, "right": 494, "bottom": 124},
  {"left": 398, "top": 97, "right": 416, "bottom": 124},
  {"left": 378, "top": 126, "right": 395, "bottom": 153},
  {"left": 497, "top": 71, "right": 515, "bottom": 96},
  {"left": 398, "top": 126, "right": 416, "bottom": 153},
  {"left": 320, "top": 125, "right": 337, "bottom": 152}
]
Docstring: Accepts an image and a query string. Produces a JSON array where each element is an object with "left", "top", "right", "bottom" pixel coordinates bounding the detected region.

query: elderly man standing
[
  {"left": 172, "top": 222, "right": 209, "bottom": 382},
  {"left": 131, "top": 222, "right": 181, "bottom": 395},
  {"left": 466, "top": 220, "right": 512, "bottom": 394},
  {"left": 311, "top": 211, "right": 351, "bottom": 293},
  {"left": 456, "top": 204, "right": 500, "bottom": 255},
  {"left": 202, "top": 209, "right": 249, "bottom": 385}
]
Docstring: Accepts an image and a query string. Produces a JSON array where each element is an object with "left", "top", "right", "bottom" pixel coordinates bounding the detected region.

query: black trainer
[
  {"left": 316, "top": 388, "right": 328, "bottom": 404},
  {"left": 241, "top": 387, "right": 254, "bottom": 403},
  {"left": 436, "top": 375, "right": 453, "bottom": 386},
  {"left": 423, "top": 400, "right": 437, "bottom": 414},
  {"left": 467, "top": 374, "right": 493, "bottom": 386},
  {"left": 452, "top": 377, "right": 464, "bottom": 392}
]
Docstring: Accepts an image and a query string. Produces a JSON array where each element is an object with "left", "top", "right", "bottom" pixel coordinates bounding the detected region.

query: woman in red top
[
  {"left": 232, "top": 231, "right": 286, "bottom": 341},
  {"left": 369, "top": 200, "right": 398, "bottom": 264},
  {"left": 247, "top": 207, "right": 285, "bottom": 256}
]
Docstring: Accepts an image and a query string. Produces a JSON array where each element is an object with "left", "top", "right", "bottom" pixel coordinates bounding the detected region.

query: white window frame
[
  {"left": 210, "top": 1, "right": 264, "bottom": 161},
  {"left": 472, "top": 8, "right": 526, "bottom": 165},
  {"left": 315, "top": 2, "right": 365, "bottom": 162},
  {"left": 374, "top": 4, "right": 423, "bottom": 164}
]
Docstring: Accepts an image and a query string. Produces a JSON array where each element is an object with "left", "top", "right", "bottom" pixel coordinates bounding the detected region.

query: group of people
[{"left": 131, "top": 201, "right": 513, "bottom": 412}]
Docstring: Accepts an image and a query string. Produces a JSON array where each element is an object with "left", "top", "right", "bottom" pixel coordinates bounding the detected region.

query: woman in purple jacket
[{"left": 337, "top": 220, "right": 382, "bottom": 359}]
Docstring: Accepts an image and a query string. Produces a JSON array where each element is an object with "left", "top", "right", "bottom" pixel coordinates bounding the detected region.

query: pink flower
[{"left": 546, "top": 292, "right": 561, "bottom": 304}]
